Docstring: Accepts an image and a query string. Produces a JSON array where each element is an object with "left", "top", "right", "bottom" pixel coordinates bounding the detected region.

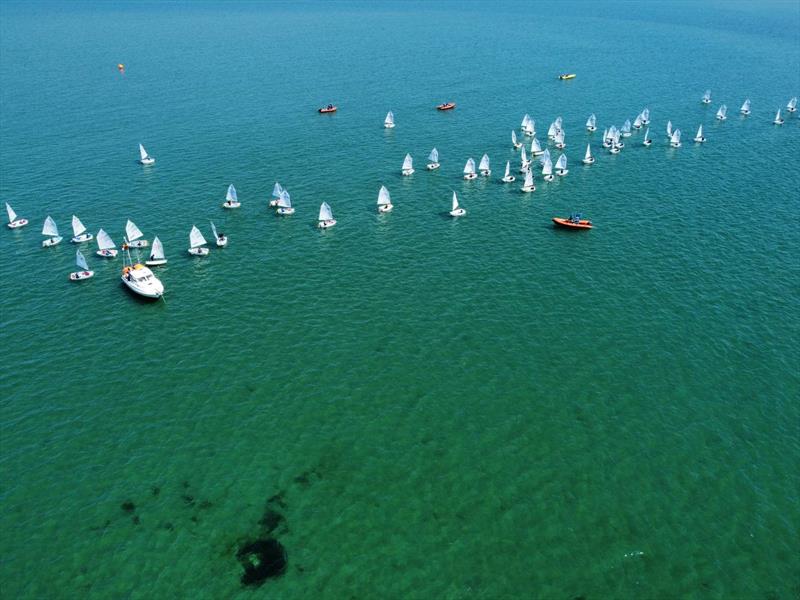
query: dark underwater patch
[{"left": 237, "top": 538, "right": 287, "bottom": 586}]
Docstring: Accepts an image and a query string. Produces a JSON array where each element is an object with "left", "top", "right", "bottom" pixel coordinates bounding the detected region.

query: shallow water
[{"left": 1, "top": 1, "right": 799, "bottom": 598}]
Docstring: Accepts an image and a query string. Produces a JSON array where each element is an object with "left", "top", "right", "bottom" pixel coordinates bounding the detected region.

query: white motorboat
[
  {"left": 555, "top": 154, "right": 568, "bottom": 176},
  {"left": 582, "top": 143, "right": 595, "bottom": 165},
  {"left": 693, "top": 125, "right": 706, "bottom": 143},
  {"left": 211, "top": 221, "right": 227, "bottom": 247},
  {"left": 223, "top": 184, "right": 240, "bottom": 208},
  {"left": 501, "top": 161, "right": 515, "bottom": 183},
  {"left": 449, "top": 191, "right": 465, "bottom": 217},
  {"left": 121, "top": 254, "right": 164, "bottom": 299},
  {"left": 5, "top": 203, "right": 28, "bottom": 229},
  {"left": 463, "top": 157, "right": 477, "bottom": 180},
  {"left": 69, "top": 249, "right": 94, "bottom": 281},
  {"left": 478, "top": 154, "right": 491, "bottom": 176},
  {"left": 426, "top": 148, "right": 440, "bottom": 170},
  {"left": 70, "top": 215, "right": 93, "bottom": 243},
  {"left": 95, "top": 228, "right": 118, "bottom": 258},
  {"left": 276, "top": 190, "right": 295, "bottom": 215},
  {"left": 402, "top": 153, "right": 414, "bottom": 176},
  {"left": 125, "top": 219, "right": 148, "bottom": 248},
  {"left": 188, "top": 225, "right": 209, "bottom": 256},
  {"left": 146, "top": 236, "right": 167, "bottom": 266},
  {"left": 318, "top": 202, "right": 337, "bottom": 228},
  {"left": 377, "top": 185, "right": 393, "bottom": 213},
  {"left": 384, "top": 111, "right": 395, "bottom": 128},
  {"left": 520, "top": 169, "right": 535, "bottom": 193},
  {"left": 41, "top": 215, "right": 62, "bottom": 247},
  {"left": 138, "top": 143, "right": 155, "bottom": 166}
]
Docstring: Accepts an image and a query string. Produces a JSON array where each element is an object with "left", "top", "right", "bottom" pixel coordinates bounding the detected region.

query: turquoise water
[{"left": 1, "top": 1, "right": 799, "bottom": 597}]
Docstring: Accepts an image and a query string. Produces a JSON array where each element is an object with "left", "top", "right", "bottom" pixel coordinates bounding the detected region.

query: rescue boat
[
  {"left": 318, "top": 105, "right": 337, "bottom": 113},
  {"left": 436, "top": 102, "right": 456, "bottom": 111},
  {"left": 558, "top": 73, "right": 576, "bottom": 80},
  {"left": 553, "top": 214, "right": 593, "bottom": 229}
]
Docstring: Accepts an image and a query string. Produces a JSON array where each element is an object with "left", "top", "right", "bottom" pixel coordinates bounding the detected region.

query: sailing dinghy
[
  {"left": 377, "top": 186, "right": 393, "bottom": 213},
  {"left": 125, "top": 219, "right": 148, "bottom": 248},
  {"left": 276, "top": 190, "right": 295, "bottom": 215},
  {"left": 702, "top": 90, "right": 712, "bottom": 105},
  {"left": 582, "top": 143, "right": 595, "bottom": 165},
  {"left": 95, "top": 229, "right": 118, "bottom": 258},
  {"left": 520, "top": 169, "right": 535, "bottom": 193},
  {"left": 787, "top": 97, "right": 797, "bottom": 113},
  {"left": 716, "top": 104, "right": 727, "bottom": 121},
  {"left": 693, "top": 125, "right": 706, "bottom": 143},
  {"left": 402, "top": 154, "right": 414, "bottom": 176},
  {"left": 511, "top": 130, "right": 522, "bottom": 149},
  {"left": 555, "top": 154, "right": 569, "bottom": 176},
  {"left": 188, "top": 225, "right": 209, "bottom": 256},
  {"left": 42, "top": 216, "right": 62, "bottom": 247},
  {"left": 211, "top": 221, "right": 227, "bottom": 247},
  {"left": 449, "top": 191, "right": 465, "bottom": 217},
  {"left": 318, "top": 202, "right": 336, "bottom": 228},
  {"left": 146, "top": 236, "right": 167, "bottom": 266},
  {"left": 70, "top": 215, "right": 93, "bottom": 243},
  {"left": 223, "top": 184, "right": 240, "bottom": 208},
  {"left": 478, "top": 154, "right": 491, "bottom": 176},
  {"left": 426, "top": 148, "right": 440, "bottom": 170},
  {"left": 586, "top": 114, "right": 597, "bottom": 132},
  {"left": 69, "top": 249, "right": 94, "bottom": 281},
  {"left": 740, "top": 99, "right": 751, "bottom": 116},
  {"left": 384, "top": 111, "right": 395, "bottom": 129},
  {"left": 463, "top": 157, "right": 477, "bottom": 180},
  {"left": 774, "top": 109, "right": 784, "bottom": 125},
  {"left": 501, "top": 161, "right": 515, "bottom": 183},
  {"left": 519, "top": 146, "right": 531, "bottom": 173},
  {"left": 269, "top": 182, "right": 283, "bottom": 207},
  {"left": 5, "top": 203, "right": 27, "bottom": 228},
  {"left": 542, "top": 157, "right": 554, "bottom": 182},
  {"left": 643, "top": 128, "right": 652, "bottom": 147},
  {"left": 670, "top": 129, "right": 682, "bottom": 148},
  {"left": 138, "top": 143, "right": 155, "bottom": 165}
]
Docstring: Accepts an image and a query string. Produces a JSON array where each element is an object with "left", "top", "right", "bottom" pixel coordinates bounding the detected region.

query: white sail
[
  {"left": 644, "top": 129, "right": 650, "bottom": 143},
  {"left": 96, "top": 229, "right": 115, "bottom": 250},
  {"left": 150, "top": 236, "right": 165, "bottom": 260},
  {"left": 524, "top": 118, "right": 535, "bottom": 133},
  {"left": 584, "top": 143, "right": 592, "bottom": 161},
  {"left": 76, "top": 249, "right": 88, "bottom": 271},
  {"left": 520, "top": 147, "right": 528, "bottom": 163},
  {"left": 377, "top": 185, "right": 391, "bottom": 206},
  {"left": 277, "top": 190, "right": 291, "bottom": 208},
  {"left": 671, "top": 129, "right": 682, "bottom": 144},
  {"left": 547, "top": 122, "right": 557, "bottom": 137},
  {"left": 523, "top": 169, "right": 533, "bottom": 188},
  {"left": 540, "top": 148, "right": 550, "bottom": 165},
  {"left": 384, "top": 111, "right": 394, "bottom": 126},
  {"left": 702, "top": 90, "right": 711, "bottom": 102},
  {"left": 788, "top": 97, "right": 798, "bottom": 110},
  {"left": 586, "top": 114, "right": 596, "bottom": 128},
  {"left": 451, "top": 191, "right": 459, "bottom": 212},
  {"left": 555, "top": 130, "right": 565, "bottom": 145},
  {"left": 511, "top": 130, "right": 518, "bottom": 145},
  {"left": 272, "top": 182, "right": 283, "bottom": 198},
  {"left": 189, "top": 225, "right": 207, "bottom": 248},
  {"left": 75, "top": 249, "right": 89, "bottom": 271},
  {"left": 402, "top": 154, "right": 413, "bottom": 171},
  {"left": 741, "top": 99, "right": 750, "bottom": 113},
  {"left": 542, "top": 158, "right": 553, "bottom": 177},
  {"left": 139, "top": 144, "right": 148, "bottom": 161},
  {"left": 556, "top": 154, "right": 567, "bottom": 171},
  {"left": 696, "top": 124, "right": 703, "bottom": 138},
  {"left": 775, "top": 108, "right": 782, "bottom": 121},
  {"left": 666, "top": 120, "right": 673, "bottom": 136},
  {"left": 6, "top": 203, "right": 17, "bottom": 223},
  {"left": 531, "top": 138, "right": 542, "bottom": 153},
  {"left": 126, "top": 219, "right": 143, "bottom": 242},
  {"left": 633, "top": 114, "right": 642, "bottom": 128},
  {"left": 226, "top": 184, "right": 238, "bottom": 203},
  {"left": 602, "top": 128, "right": 609, "bottom": 141},
  {"left": 642, "top": 108, "right": 650, "bottom": 121},
  {"left": 210, "top": 221, "right": 219, "bottom": 239},
  {"left": 521, "top": 114, "right": 530, "bottom": 128},
  {"left": 478, "top": 154, "right": 490, "bottom": 171},
  {"left": 504, "top": 161, "right": 510, "bottom": 178},
  {"left": 428, "top": 148, "right": 439, "bottom": 162},
  {"left": 463, "top": 158, "right": 476, "bottom": 175},
  {"left": 71, "top": 215, "right": 86, "bottom": 237},
  {"left": 716, "top": 105, "right": 727, "bottom": 119},
  {"left": 554, "top": 116, "right": 563, "bottom": 129},
  {"left": 42, "top": 215, "right": 59, "bottom": 237},
  {"left": 319, "top": 202, "right": 333, "bottom": 222},
  {"left": 621, "top": 119, "right": 631, "bottom": 133}
]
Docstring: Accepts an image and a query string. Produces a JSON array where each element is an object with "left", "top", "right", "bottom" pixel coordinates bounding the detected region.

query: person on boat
[
  {"left": 218, "top": 233, "right": 225, "bottom": 241},
  {"left": 327, "top": 104, "right": 333, "bottom": 109}
]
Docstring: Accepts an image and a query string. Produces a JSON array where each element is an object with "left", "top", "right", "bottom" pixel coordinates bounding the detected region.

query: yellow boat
[{"left": 558, "top": 73, "right": 576, "bottom": 80}]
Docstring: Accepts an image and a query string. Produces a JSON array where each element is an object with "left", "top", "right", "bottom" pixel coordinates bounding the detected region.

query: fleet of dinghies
[{"left": 7, "top": 90, "right": 796, "bottom": 302}]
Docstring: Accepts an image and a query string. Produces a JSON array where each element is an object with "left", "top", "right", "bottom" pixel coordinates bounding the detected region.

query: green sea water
[{"left": 1, "top": 1, "right": 799, "bottom": 598}]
